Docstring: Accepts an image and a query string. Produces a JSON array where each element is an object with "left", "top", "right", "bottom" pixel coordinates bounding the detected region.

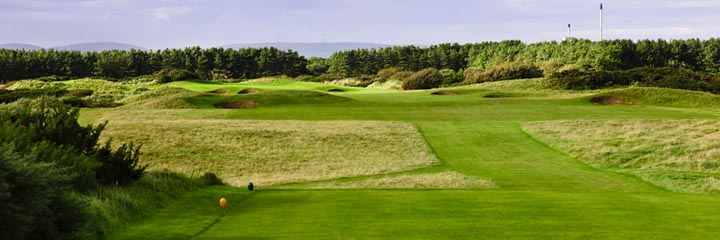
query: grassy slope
[
  {"left": 525, "top": 120, "right": 720, "bottom": 193},
  {"left": 99, "top": 118, "right": 438, "bottom": 186},
  {"left": 96, "top": 81, "right": 720, "bottom": 239}
]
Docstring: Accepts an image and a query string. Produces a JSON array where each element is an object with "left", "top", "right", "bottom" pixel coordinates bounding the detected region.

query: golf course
[{"left": 55, "top": 78, "right": 717, "bottom": 239}]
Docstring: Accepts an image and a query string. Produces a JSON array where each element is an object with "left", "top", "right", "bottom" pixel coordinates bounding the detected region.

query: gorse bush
[
  {"left": 95, "top": 142, "right": 145, "bottom": 185},
  {"left": 154, "top": 68, "right": 198, "bottom": 83},
  {"left": 546, "top": 67, "right": 720, "bottom": 93},
  {"left": 402, "top": 68, "right": 443, "bottom": 90},
  {"left": 0, "top": 144, "right": 90, "bottom": 240},
  {"left": 464, "top": 61, "right": 543, "bottom": 84},
  {"left": 439, "top": 68, "right": 464, "bottom": 85},
  {"left": 0, "top": 98, "right": 148, "bottom": 238}
]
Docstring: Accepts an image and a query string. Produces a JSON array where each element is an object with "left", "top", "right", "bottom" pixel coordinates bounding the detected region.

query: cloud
[{"left": 152, "top": 6, "right": 191, "bottom": 21}]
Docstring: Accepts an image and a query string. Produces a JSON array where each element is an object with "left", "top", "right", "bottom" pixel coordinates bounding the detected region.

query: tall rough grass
[
  {"left": 96, "top": 112, "right": 439, "bottom": 187},
  {"left": 525, "top": 120, "right": 720, "bottom": 193},
  {"left": 308, "top": 171, "right": 497, "bottom": 189},
  {"left": 88, "top": 171, "right": 222, "bottom": 235}
]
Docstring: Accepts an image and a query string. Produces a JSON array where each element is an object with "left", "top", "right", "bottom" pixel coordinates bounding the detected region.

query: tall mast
[{"left": 600, "top": 3, "right": 604, "bottom": 41}]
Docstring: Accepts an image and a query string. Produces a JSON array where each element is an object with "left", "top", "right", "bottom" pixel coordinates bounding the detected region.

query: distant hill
[
  {"left": 222, "top": 42, "right": 394, "bottom": 58},
  {"left": 0, "top": 43, "right": 44, "bottom": 50},
  {"left": 50, "top": 42, "right": 145, "bottom": 51}
]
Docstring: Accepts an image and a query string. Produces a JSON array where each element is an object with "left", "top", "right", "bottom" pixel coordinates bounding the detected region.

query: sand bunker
[{"left": 215, "top": 100, "right": 260, "bottom": 109}]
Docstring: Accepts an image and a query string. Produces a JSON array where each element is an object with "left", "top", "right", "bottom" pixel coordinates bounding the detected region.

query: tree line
[
  {"left": 2, "top": 38, "right": 720, "bottom": 84},
  {"left": 0, "top": 47, "right": 307, "bottom": 83},
  {"left": 326, "top": 38, "right": 720, "bottom": 76}
]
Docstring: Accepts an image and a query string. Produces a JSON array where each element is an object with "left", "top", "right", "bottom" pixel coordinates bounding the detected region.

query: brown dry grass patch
[
  {"left": 214, "top": 100, "right": 260, "bottom": 109},
  {"left": 0, "top": 81, "right": 17, "bottom": 90},
  {"left": 431, "top": 91, "right": 457, "bottom": 95},
  {"left": 484, "top": 94, "right": 509, "bottom": 98},
  {"left": 209, "top": 89, "right": 231, "bottom": 94},
  {"left": 525, "top": 120, "right": 720, "bottom": 193},
  {"left": 237, "top": 88, "right": 260, "bottom": 94},
  {"left": 308, "top": 171, "right": 497, "bottom": 189},
  {"left": 590, "top": 96, "right": 636, "bottom": 105},
  {"left": 99, "top": 115, "right": 439, "bottom": 187}
]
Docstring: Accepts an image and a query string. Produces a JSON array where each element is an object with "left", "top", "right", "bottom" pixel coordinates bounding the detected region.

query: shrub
[
  {"left": 389, "top": 70, "right": 414, "bottom": 81},
  {"left": 197, "top": 172, "right": 224, "bottom": 186},
  {"left": 153, "top": 68, "right": 198, "bottom": 83},
  {"left": 545, "top": 67, "right": 720, "bottom": 93},
  {"left": 377, "top": 67, "right": 401, "bottom": 80},
  {"left": 464, "top": 61, "right": 542, "bottom": 84},
  {"left": 94, "top": 142, "right": 146, "bottom": 185},
  {"left": 1, "top": 98, "right": 147, "bottom": 186},
  {"left": 306, "top": 57, "right": 330, "bottom": 76},
  {"left": 0, "top": 144, "right": 89, "bottom": 240},
  {"left": 402, "top": 68, "right": 443, "bottom": 90},
  {"left": 539, "top": 60, "right": 559, "bottom": 77},
  {"left": 439, "top": 68, "right": 464, "bottom": 85},
  {"left": 0, "top": 88, "right": 68, "bottom": 104},
  {"left": 300, "top": 73, "right": 344, "bottom": 82},
  {"left": 0, "top": 98, "right": 149, "bottom": 238}
]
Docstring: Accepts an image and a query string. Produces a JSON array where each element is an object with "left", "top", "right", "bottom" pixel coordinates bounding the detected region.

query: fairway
[{"left": 94, "top": 81, "right": 720, "bottom": 239}]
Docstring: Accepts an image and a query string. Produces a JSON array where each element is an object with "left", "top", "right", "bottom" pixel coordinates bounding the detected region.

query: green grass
[
  {"left": 88, "top": 171, "right": 222, "bottom": 237},
  {"left": 84, "top": 80, "right": 720, "bottom": 239},
  {"left": 107, "top": 186, "right": 250, "bottom": 240}
]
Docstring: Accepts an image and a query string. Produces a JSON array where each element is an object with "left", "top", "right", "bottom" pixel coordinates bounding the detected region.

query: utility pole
[
  {"left": 568, "top": 24, "right": 572, "bottom": 38},
  {"left": 600, "top": 3, "right": 604, "bottom": 41}
]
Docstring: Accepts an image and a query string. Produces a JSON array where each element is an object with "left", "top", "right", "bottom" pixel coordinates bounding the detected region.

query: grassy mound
[
  {"left": 588, "top": 87, "right": 720, "bottom": 108},
  {"left": 99, "top": 117, "right": 438, "bottom": 186},
  {"left": 8, "top": 78, "right": 132, "bottom": 92},
  {"left": 525, "top": 120, "right": 720, "bottom": 193},
  {"left": 121, "top": 87, "right": 199, "bottom": 109},
  {"left": 188, "top": 90, "right": 354, "bottom": 109},
  {"left": 467, "top": 78, "right": 547, "bottom": 91}
]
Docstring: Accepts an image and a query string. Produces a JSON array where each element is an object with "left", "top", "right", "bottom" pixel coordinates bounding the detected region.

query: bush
[
  {"left": 306, "top": 57, "right": 330, "bottom": 76},
  {"left": 377, "top": 68, "right": 401, "bottom": 80},
  {"left": 402, "top": 68, "right": 443, "bottom": 90},
  {"left": 545, "top": 67, "right": 720, "bottom": 93},
  {"left": 389, "top": 70, "right": 414, "bottom": 81},
  {"left": 439, "top": 68, "right": 464, "bottom": 85},
  {"left": 0, "top": 144, "right": 89, "bottom": 240},
  {"left": 1, "top": 98, "right": 147, "bottom": 186},
  {"left": 0, "top": 88, "right": 68, "bottom": 104},
  {"left": 299, "top": 73, "right": 344, "bottom": 82},
  {"left": 539, "top": 60, "right": 559, "bottom": 77},
  {"left": 464, "top": 61, "right": 542, "bottom": 84},
  {"left": 94, "top": 142, "right": 146, "bottom": 185},
  {"left": 154, "top": 68, "right": 198, "bottom": 83},
  {"left": 0, "top": 98, "right": 148, "bottom": 238},
  {"left": 197, "top": 172, "right": 224, "bottom": 186}
]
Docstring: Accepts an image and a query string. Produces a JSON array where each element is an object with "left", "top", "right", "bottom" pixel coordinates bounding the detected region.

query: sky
[{"left": 1, "top": 0, "right": 719, "bottom": 49}]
